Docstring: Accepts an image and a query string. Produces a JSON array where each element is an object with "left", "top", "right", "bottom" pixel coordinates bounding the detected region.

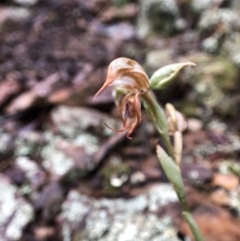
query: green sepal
[{"left": 149, "top": 62, "right": 196, "bottom": 90}]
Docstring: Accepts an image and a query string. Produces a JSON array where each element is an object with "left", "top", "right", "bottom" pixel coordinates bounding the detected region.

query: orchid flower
[
  {"left": 95, "top": 57, "right": 149, "bottom": 139},
  {"left": 95, "top": 57, "right": 195, "bottom": 139}
]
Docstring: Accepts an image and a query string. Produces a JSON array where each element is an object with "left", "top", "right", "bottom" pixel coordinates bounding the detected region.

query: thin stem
[
  {"left": 183, "top": 212, "right": 205, "bottom": 241},
  {"left": 146, "top": 92, "right": 205, "bottom": 241},
  {"left": 179, "top": 193, "right": 190, "bottom": 213},
  {"left": 162, "top": 135, "right": 175, "bottom": 162}
]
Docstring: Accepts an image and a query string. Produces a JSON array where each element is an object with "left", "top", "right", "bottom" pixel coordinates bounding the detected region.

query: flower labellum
[
  {"left": 104, "top": 92, "right": 141, "bottom": 139},
  {"left": 95, "top": 57, "right": 149, "bottom": 139}
]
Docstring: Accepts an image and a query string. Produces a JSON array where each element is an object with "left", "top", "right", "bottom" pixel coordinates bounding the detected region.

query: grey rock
[
  {"left": 198, "top": 8, "right": 240, "bottom": 67},
  {"left": 60, "top": 184, "right": 180, "bottom": 241},
  {"left": 231, "top": 0, "right": 240, "bottom": 11},
  {"left": 0, "top": 128, "right": 12, "bottom": 157},
  {"left": 191, "top": 0, "right": 226, "bottom": 13},
  {"left": 0, "top": 174, "right": 34, "bottom": 241},
  {"left": 0, "top": 7, "right": 31, "bottom": 32},
  {"left": 13, "top": 0, "right": 38, "bottom": 6},
  {"left": 199, "top": 9, "right": 240, "bottom": 34},
  {"left": 191, "top": 119, "right": 240, "bottom": 159},
  {"left": 14, "top": 131, "right": 43, "bottom": 157},
  {"left": 51, "top": 106, "right": 120, "bottom": 138},
  {"left": 15, "top": 156, "right": 46, "bottom": 190},
  {"left": 97, "top": 23, "right": 136, "bottom": 41},
  {"left": 41, "top": 106, "right": 122, "bottom": 180},
  {"left": 41, "top": 133, "right": 79, "bottom": 179}
]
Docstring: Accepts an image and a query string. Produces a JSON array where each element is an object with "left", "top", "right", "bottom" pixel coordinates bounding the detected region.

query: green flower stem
[
  {"left": 142, "top": 91, "right": 175, "bottom": 160},
  {"left": 144, "top": 91, "right": 205, "bottom": 241},
  {"left": 183, "top": 212, "right": 205, "bottom": 241}
]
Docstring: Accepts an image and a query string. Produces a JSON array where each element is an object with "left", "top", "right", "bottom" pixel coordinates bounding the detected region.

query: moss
[
  {"left": 101, "top": 157, "right": 130, "bottom": 196},
  {"left": 137, "top": 0, "right": 185, "bottom": 37}
]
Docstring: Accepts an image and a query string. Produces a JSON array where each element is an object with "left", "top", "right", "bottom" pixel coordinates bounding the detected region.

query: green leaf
[
  {"left": 149, "top": 62, "right": 196, "bottom": 90},
  {"left": 156, "top": 144, "right": 184, "bottom": 194},
  {"left": 156, "top": 144, "right": 189, "bottom": 211}
]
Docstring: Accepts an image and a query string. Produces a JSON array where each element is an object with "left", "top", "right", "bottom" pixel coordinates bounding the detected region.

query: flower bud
[
  {"left": 149, "top": 62, "right": 196, "bottom": 90},
  {"left": 166, "top": 103, "right": 187, "bottom": 135},
  {"left": 165, "top": 103, "right": 187, "bottom": 166}
]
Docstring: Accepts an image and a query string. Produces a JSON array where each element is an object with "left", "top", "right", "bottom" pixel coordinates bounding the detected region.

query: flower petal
[
  {"left": 95, "top": 57, "right": 149, "bottom": 98},
  {"left": 104, "top": 122, "right": 128, "bottom": 133}
]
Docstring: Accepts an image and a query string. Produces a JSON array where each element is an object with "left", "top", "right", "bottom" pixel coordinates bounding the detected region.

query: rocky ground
[{"left": 0, "top": 0, "right": 240, "bottom": 241}]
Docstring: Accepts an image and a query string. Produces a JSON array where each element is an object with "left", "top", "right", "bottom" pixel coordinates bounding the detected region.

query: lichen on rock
[
  {"left": 191, "top": 0, "right": 226, "bottom": 14},
  {"left": 60, "top": 184, "right": 180, "bottom": 241},
  {"left": 41, "top": 106, "right": 122, "bottom": 180},
  {"left": 0, "top": 174, "right": 34, "bottom": 241},
  {"left": 198, "top": 8, "right": 240, "bottom": 68}
]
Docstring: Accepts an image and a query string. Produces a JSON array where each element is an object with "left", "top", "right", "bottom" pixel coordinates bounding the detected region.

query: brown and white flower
[{"left": 95, "top": 57, "right": 149, "bottom": 139}]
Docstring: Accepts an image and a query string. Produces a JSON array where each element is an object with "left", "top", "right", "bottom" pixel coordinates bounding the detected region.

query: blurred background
[{"left": 0, "top": 0, "right": 240, "bottom": 240}]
